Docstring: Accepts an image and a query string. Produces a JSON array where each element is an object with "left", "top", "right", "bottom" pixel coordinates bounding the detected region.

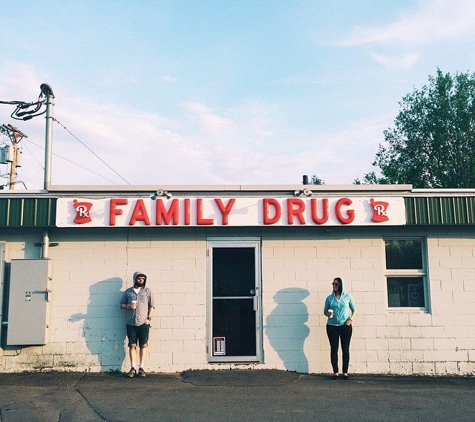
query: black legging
[{"left": 326, "top": 324, "right": 353, "bottom": 373}]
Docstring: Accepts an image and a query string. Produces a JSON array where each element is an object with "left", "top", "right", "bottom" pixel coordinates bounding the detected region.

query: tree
[
  {"left": 362, "top": 69, "right": 475, "bottom": 188},
  {"left": 354, "top": 171, "right": 387, "bottom": 185},
  {"left": 310, "top": 175, "right": 324, "bottom": 185}
]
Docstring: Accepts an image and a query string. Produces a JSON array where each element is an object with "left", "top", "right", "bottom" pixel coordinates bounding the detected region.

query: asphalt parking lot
[{"left": 0, "top": 370, "right": 473, "bottom": 422}]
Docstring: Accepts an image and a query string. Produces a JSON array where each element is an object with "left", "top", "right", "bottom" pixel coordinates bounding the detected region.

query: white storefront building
[{"left": 0, "top": 184, "right": 473, "bottom": 375}]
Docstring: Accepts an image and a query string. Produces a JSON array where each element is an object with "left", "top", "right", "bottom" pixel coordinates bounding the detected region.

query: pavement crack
[{"left": 74, "top": 385, "right": 108, "bottom": 421}]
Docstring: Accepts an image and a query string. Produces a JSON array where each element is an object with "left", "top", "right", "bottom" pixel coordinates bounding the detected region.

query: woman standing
[{"left": 323, "top": 277, "right": 356, "bottom": 380}]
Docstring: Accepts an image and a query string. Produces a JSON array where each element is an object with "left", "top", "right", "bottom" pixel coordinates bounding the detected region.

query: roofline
[
  {"left": 43, "top": 184, "right": 415, "bottom": 195},
  {"left": 4, "top": 184, "right": 475, "bottom": 198},
  {"left": 412, "top": 188, "right": 475, "bottom": 194}
]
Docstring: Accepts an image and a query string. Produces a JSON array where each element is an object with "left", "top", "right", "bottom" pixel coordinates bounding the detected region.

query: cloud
[
  {"left": 158, "top": 75, "right": 178, "bottom": 83},
  {"left": 0, "top": 61, "right": 48, "bottom": 101},
  {"left": 341, "top": 0, "right": 475, "bottom": 47},
  {"left": 369, "top": 52, "right": 421, "bottom": 69},
  {"left": 296, "top": 113, "right": 393, "bottom": 184},
  {"left": 0, "top": 61, "right": 388, "bottom": 189},
  {"left": 183, "top": 102, "right": 237, "bottom": 139},
  {"left": 182, "top": 101, "right": 275, "bottom": 146}
]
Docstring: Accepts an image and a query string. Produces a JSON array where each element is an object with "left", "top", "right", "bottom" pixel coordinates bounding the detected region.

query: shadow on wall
[
  {"left": 70, "top": 277, "right": 126, "bottom": 372},
  {"left": 265, "top": 288, "right": 310, "bottom": 373}
]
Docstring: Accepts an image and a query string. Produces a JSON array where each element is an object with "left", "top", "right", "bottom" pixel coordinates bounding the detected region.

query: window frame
[{"left": 383, "top": 237, "right": 430, "bottom": 312}]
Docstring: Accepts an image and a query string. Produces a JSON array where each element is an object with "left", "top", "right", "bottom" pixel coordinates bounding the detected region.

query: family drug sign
[{"left": 56, "top": 196, "right": 406, "bottom": 228}]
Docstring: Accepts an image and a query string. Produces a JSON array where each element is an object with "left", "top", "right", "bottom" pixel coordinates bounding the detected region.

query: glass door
[{"left": 207, "top": 238, "right": 262, "bottom": 362}]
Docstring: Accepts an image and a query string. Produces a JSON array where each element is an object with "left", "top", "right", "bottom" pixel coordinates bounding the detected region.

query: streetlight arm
[{"left": 40, "top": 83, "right": 55, "bottom": 98}]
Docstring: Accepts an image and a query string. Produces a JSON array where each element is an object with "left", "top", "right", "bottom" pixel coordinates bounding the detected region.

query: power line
[
  {"left": 0, "top": 88, "right": 47, "bottom": 121},
  {"left": 52, "top": 118, "right": 131, "bottom": 185},
  {"left": 20, "top": 141, "right": 43, "bottom": 171},
  {"left": 22, "top": 138, "right": 121, "bottom": 184},
  {"left": 2, "top": 90, "right": 131, "bottom": 185}
]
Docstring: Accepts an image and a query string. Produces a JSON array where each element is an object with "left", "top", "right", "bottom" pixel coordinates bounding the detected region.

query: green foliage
[
  {"left": 310, "top": 175, "right": 324, "bottom": 185},
  {"left": 365, "top": 69, "right": 475, "bottom": 188},
  {"left": 354, "top": 172, "right": 388, "bottom": 185}
]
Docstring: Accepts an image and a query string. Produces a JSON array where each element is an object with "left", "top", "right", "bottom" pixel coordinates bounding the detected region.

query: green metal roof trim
[
  {"left": 0, "top": 198, "right": 56, "bottom": 227},
  {"left": 405, "top": 197, "right": 475, "bottom": 225}
]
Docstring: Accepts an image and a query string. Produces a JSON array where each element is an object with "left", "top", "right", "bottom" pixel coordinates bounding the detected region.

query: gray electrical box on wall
[{"left": 7, "top": 259, "right": 52, "bottom": 346}]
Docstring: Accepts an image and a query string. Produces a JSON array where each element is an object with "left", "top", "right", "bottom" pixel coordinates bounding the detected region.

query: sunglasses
[{"left": 332, "top": 283, "right": 339, "bottom": 286}]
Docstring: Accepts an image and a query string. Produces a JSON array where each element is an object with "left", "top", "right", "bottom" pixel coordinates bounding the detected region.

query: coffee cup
[
  {"left": 130, "top": 300, "right": 137, "bottom": 309},
  {"left": 328, "top": 309, "right": 334, "bottom": 318}
]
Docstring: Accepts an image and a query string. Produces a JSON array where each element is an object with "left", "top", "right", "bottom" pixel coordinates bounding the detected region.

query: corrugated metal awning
[
  {"left": 0, "top": 198, "right": 56, "bottom": 227},
  {"left": 405, "top": 197, "right": 475, "bottom": 225}
]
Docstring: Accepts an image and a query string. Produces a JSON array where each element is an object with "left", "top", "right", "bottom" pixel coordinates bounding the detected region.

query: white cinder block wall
[{"left": 0, "top": 227, "right": 473, "bottom": 375}]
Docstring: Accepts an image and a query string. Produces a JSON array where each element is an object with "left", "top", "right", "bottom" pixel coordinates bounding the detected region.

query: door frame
[{"left": 206, "top": 237, "right": 263, "bottom": 363}]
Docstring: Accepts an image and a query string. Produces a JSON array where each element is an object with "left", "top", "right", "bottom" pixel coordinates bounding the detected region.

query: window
[{"left": 384, "top": 238, "right": 428, "bottom": 310}]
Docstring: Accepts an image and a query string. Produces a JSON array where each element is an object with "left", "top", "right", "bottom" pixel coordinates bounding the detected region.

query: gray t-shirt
[{"left": 120, "top": 287, "right": 155, "bottom": 326}]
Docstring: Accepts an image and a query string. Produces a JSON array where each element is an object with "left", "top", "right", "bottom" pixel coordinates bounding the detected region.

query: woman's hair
[{"left": 334, "top": 277, "right": 343, "bottom": 294}]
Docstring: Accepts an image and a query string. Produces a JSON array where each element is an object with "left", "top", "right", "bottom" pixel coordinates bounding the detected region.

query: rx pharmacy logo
[
  {"left": 73, "top": 200, "right": 93, "bottom": 224},
  {"left": 369, "top": 198, "right": 389, "bottom": 223}
]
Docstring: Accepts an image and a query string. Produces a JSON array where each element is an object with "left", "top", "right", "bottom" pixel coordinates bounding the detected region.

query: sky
[{"left": 1, "top": 0, "right": 475, "bottom": 189}]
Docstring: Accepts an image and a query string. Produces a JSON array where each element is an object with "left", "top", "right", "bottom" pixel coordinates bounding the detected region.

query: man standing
[{"left": 120, "top": 271, "right": 155, "bottom": 378}]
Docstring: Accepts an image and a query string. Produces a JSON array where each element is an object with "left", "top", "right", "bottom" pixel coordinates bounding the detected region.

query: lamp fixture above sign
[
  {"left": 293, "top": 188, "right": 312, "bottom": 197},
  {"left": 150, "top": 189, "right": 172, "bottom": 200}
]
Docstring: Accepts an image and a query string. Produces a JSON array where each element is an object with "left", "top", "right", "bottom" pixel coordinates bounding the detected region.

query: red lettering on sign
[
  {"left": 184, "top": 199, "right": 191, "bottom": 225},
  {"left": 196, "top": 198, "right": 214, "bottom": 225},
  {"left": 215, "top": 198, "right": 236, "bottom": 225},
  {"left": 287, "top": 198, "right": 306, "bottom": 225},
  {"left": 335, "top": 198, "right": 354, "bottom": 224},
  {"left": 109, "top": 198, "right": 128, "bottom": 226},
  {"left": 156, "top": 199, "right": 179, "bottom": 225},
  {"left": 129, "top": 199, "right": 151, "bottom": 226},
  {"left": 98, "top": 196, "right": 367, "bottom": 227},
  {"left": 263, "top": 198, "right": 281, "bottom": 225},
  {"left": 310, "top": 198, "right": 329, "bottom": 224}
]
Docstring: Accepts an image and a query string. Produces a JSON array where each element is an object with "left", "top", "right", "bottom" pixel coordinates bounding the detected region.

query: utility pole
[
  {"left": 1, "top": 124, "right": 27, "bottom": 190},
  {"left": 40, "top": 83, "right": 54, "bottom": 190}
]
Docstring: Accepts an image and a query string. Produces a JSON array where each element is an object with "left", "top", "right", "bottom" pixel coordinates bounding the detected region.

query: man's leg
[
  {"left": 129, "top": 345, "right": 137, "bottom": 369},
  {"left": 126, "top": 325, "right": 138, "bottom": 377},
  {"left": 137, "top": 324, "right": 150, "bottom": 377},
  {"left": 139, "top": 346, "right": 147, "bottom": 368}
]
